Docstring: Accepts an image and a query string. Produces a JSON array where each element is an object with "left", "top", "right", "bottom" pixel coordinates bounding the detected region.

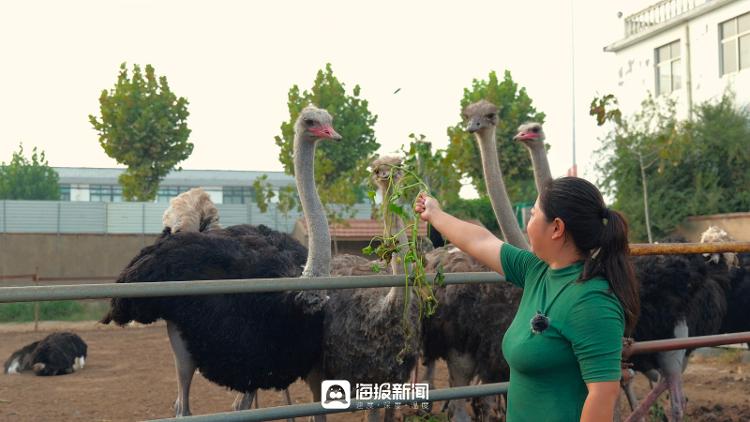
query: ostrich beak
[
  {"left": 514, "top": 131, "right": 540, "bottom": 141},
  {"left": 466, "top": 118, "right": 482, "bottom": 133},
  {"left": 310, "top": 125, "right": 342, "bottom": 141}
]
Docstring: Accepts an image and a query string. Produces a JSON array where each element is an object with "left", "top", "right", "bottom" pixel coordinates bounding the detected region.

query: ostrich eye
[
  {"left": 531, "top": 127, "right": 540, "bottom": 133},
  {"left": 303, "top": 118, "right": 315, "bottom": 127},
  {"left": 485, "top": 113, "right": 495, "bottom": 119}
]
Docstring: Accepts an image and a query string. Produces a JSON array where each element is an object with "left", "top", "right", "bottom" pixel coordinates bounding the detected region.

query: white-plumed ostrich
[
  {"left": 4, "top": 332, "right": 87, "bottom": 376},
  {"left": 100, "top": 106, "right": 340, "bottom": 418}
]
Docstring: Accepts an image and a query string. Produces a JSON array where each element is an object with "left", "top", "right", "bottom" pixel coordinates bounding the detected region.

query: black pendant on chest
[{"left": 530, "top": 311, "right": 550, "bottom": 334}]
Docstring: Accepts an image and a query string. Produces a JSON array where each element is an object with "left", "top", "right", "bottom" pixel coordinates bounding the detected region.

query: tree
[
  {"left": 251, "top": 174, "right": 276, "bottom": 213},
  {"left": 593, "top": 93, "right": 750, "bottom": 241},
  {"left": 401, "top": 133, "right": 461, "bottom": 208},
  {"left": 89, "top": 63, "right": 193, "bottom": 201},
  {"left": 274, "top": 63, "right": 379, "bottom": 211},
  {"left": 0, "top": 144, "right": 60, "bottom": 200},
  {"left": 445, "top": 70, "right": 546, "bottom": 204}
]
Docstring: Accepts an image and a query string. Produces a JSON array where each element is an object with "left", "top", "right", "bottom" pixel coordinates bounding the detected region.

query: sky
[{"left": 0, "top": 0, "right": 654, "bottom": 197}]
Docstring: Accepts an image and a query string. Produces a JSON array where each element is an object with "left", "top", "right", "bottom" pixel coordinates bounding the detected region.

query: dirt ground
[{"left": 0, "top": 321, "right": 749, "bottom": 422}]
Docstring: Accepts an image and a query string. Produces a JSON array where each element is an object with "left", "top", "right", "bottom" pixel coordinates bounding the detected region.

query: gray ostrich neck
[
  {"left": 528, "top": 143, "right": 552, "bottom": 194},
  {"left": 383, "top": 184, "right": 410, "bottom": 307},
  {"left": 475, "top": 128, "right": 530, "bottom": 250},
  {"left": 295, "top": 138, "right": 331, "bottom": 277}
]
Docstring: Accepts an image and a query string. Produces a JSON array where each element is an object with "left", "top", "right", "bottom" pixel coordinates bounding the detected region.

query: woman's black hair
[{"left": 539, "top": 177, "right": 639, "bottom": 335}]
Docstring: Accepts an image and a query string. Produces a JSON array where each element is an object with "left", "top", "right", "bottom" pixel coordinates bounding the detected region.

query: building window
[
  {"left": 156, "top": 186, "right": 190, "bottom": 203},
  {"left": 720, "top": 12, "right": 750, "bottom": 75},
  {"left": 59, "top": 184, "right": 71, "bottom": 201},
  {"left": 655, "top": 40, "right": 681, "bottom": 96},
  {"left": 223, "top": 186, "right": 254, "bottom": 204},
  {"left": 89, "top": 184, "right": 122, "bottom": 202}
]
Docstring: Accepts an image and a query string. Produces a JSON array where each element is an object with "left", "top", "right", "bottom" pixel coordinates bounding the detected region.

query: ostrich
[
  {"left": 4, "top": 332, "right": 87, "bottom": 376},
  {"left": 329, "top": 156, "right": 416, "bottom": 278},
  {"left": 513, "top": 122, "right": 551, "bottom": 193},
  {"left": 699, "top": 226, "right": 750, "bottom": 345},
  {"left": 319, "top": 154, "right": 422, "bottom": 422},
  {"left": 464, "top": 100, "right": 530, "bottom": 250},
  {"left": 100, "top": 106, "right": 340, "bottom": 418},
  {"left": 419, "top": 100, "right": 535, "bottom": 421},
  {"left": 624, "top": 232, "right": 732, "bottom": 422}
]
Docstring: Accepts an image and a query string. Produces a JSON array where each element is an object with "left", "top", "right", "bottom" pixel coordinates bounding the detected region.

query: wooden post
[{"left": 33, "top": 267, "right": 40, "bottom": 332}]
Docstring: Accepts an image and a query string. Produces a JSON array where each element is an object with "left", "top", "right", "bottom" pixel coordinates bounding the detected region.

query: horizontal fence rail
[
  {"left": 149, "top": 383, "right": 510, "bottom": 422},
  {"left": 629, "top": 242, "right": 750, "bottom": 255},
  {"left": 0, "top": 272, "right": 504, "bottom": 304},
  {"left": 624, "top": 331, "right": 750, "bottom": 357}
]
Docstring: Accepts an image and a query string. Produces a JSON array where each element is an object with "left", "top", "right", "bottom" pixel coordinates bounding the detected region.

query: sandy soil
[{"left": 0, "top": 321, "right": 748, "bottom": 421}]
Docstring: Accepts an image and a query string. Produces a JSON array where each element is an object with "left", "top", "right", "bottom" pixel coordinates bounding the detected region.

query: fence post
[{"left": 33, "top": 267, "right": 40, "bottom": 332}]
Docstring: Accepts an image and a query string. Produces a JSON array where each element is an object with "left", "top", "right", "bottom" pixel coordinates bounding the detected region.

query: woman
[{"left": 415, "top": 177, "right": 639, "bottom": 422}]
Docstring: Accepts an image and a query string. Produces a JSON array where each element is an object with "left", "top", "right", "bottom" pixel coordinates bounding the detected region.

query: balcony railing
[{"left": 624, "top": 0, "right": 702, "bottom": 37}]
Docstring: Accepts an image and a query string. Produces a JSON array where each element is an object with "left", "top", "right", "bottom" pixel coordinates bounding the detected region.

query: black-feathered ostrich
[
  {"left": 4, "top": 332, "right": 87, "bottom": 376},
  {"left": 624, "top": 231, "right": 732, "bottom": 422},
  {"left": 100, "top": 106, "right": 340, "bottom": 418},
  {"left": 420, "top": 102, "right": 539, "bottom": 421},
  {"left": 701, "top": 226, "right": 750, "bottom": 346}
]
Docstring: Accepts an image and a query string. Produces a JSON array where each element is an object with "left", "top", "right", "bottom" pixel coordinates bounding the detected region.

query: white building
[
  {"left": 605, "top": 0, "right": 750, "bottom": 117},
  {"left": 54, "top": 167, "right": 295, "bottom": 204}
]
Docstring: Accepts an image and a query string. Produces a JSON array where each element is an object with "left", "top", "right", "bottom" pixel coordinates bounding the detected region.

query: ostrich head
[
  {"left": 162, "top": 188, "right": 221, "bottom": 234},
  {"left": 514, "top": 122, "right": 546, "bottom": 147},
  {"left": 370, "top": 156, "right": 403, "bottom": 192},
  {"left": 463, "top": 100, "right": 499, "bottom": 134},
  {"left": 295, "top": 106, "right": 342, "bottom": 142},
  {"left": 700, "top": 225, "right": 739, "bottom": 268}
]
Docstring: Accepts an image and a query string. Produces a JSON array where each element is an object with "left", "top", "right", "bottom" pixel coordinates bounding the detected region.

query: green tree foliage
[
  {"left": 594, "top": 93, "right": 750, "bottom": 241},
  {"left": 0, "top": 144, "right": 60, "bottom": 200},
  {"left": 445, "top": 70, "right": 546, "bottom": 204},
  {"left": 444, "top": 197, "right": 500, "bottom": 234},
  {"left": 401, "top": 134, "right": 461, "bottom": 208},
  {"left": 274, "top": 64, "right": 379, "bottom": 212},
  {"left": 89, "top": 63, "right": 193, "bottom": 201},
  {"left": 251, "top": 174, "right": 276, "bottom": 213}
]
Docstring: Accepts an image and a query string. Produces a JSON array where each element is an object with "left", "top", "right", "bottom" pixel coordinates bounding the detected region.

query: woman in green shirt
[{"left": 415, "top": 177, "right": 639, "bottom": 422}]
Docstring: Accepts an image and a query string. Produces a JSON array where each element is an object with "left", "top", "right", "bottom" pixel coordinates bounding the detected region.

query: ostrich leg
[
  {"left": 626, "top": 320, "right": 688, "bottom": 422},
  {"left": 167, "top": 321, "right": 196, "bottom": 417},
  {"left": 232, "top": 390, "right": 256, "bottom": 412},
  {"left": 305, "top": 366, "right": 326, "bottom": 422},
  {"left": 446, "top": 351, "right": 475, "bottom": 422}
]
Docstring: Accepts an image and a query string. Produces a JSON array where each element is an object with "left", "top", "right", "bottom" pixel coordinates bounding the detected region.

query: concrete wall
[
  {"left": 611, "top": 0, "right": 750, "bottom": 117},
  {"left": 0, "top": 233, "right": 159, "bottom": 280},
  {"left": 678, "top": 212, "right": 750, "bottom": 240}
]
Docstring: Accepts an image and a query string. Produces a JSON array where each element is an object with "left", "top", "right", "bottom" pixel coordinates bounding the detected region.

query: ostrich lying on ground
[
  {"left": 624, "top": 232, "right": 732, "bottom": 422},
  {"left": 4, "top": 332, "right": 87, "bottom": 376},
  {"left": 100, "top": 108, "right": 339, "bottom": 417},
  {"left": 420, "top": 101, "right": 534, "bottom": 421},
  {"left": 319, "top": 154, "right": 421, "bottom": 422}
]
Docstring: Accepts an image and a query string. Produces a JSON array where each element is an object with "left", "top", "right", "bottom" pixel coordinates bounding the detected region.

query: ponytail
[{"left": 540, "top": 177, "right": 640, "bottom": 335}]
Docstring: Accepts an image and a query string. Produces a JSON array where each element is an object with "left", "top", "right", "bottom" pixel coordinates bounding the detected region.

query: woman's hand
[{"left": 414, "top": 192, "right": 442, "bottom": 223}]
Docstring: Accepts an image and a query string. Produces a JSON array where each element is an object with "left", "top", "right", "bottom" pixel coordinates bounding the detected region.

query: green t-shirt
[{"left": 500, "top": 243, "right": 624, "bottom": 422}]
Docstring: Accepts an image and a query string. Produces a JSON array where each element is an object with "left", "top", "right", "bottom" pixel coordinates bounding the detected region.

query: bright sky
[{"left": 0, "top": 0, "right": 653, "bottom": 196}]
